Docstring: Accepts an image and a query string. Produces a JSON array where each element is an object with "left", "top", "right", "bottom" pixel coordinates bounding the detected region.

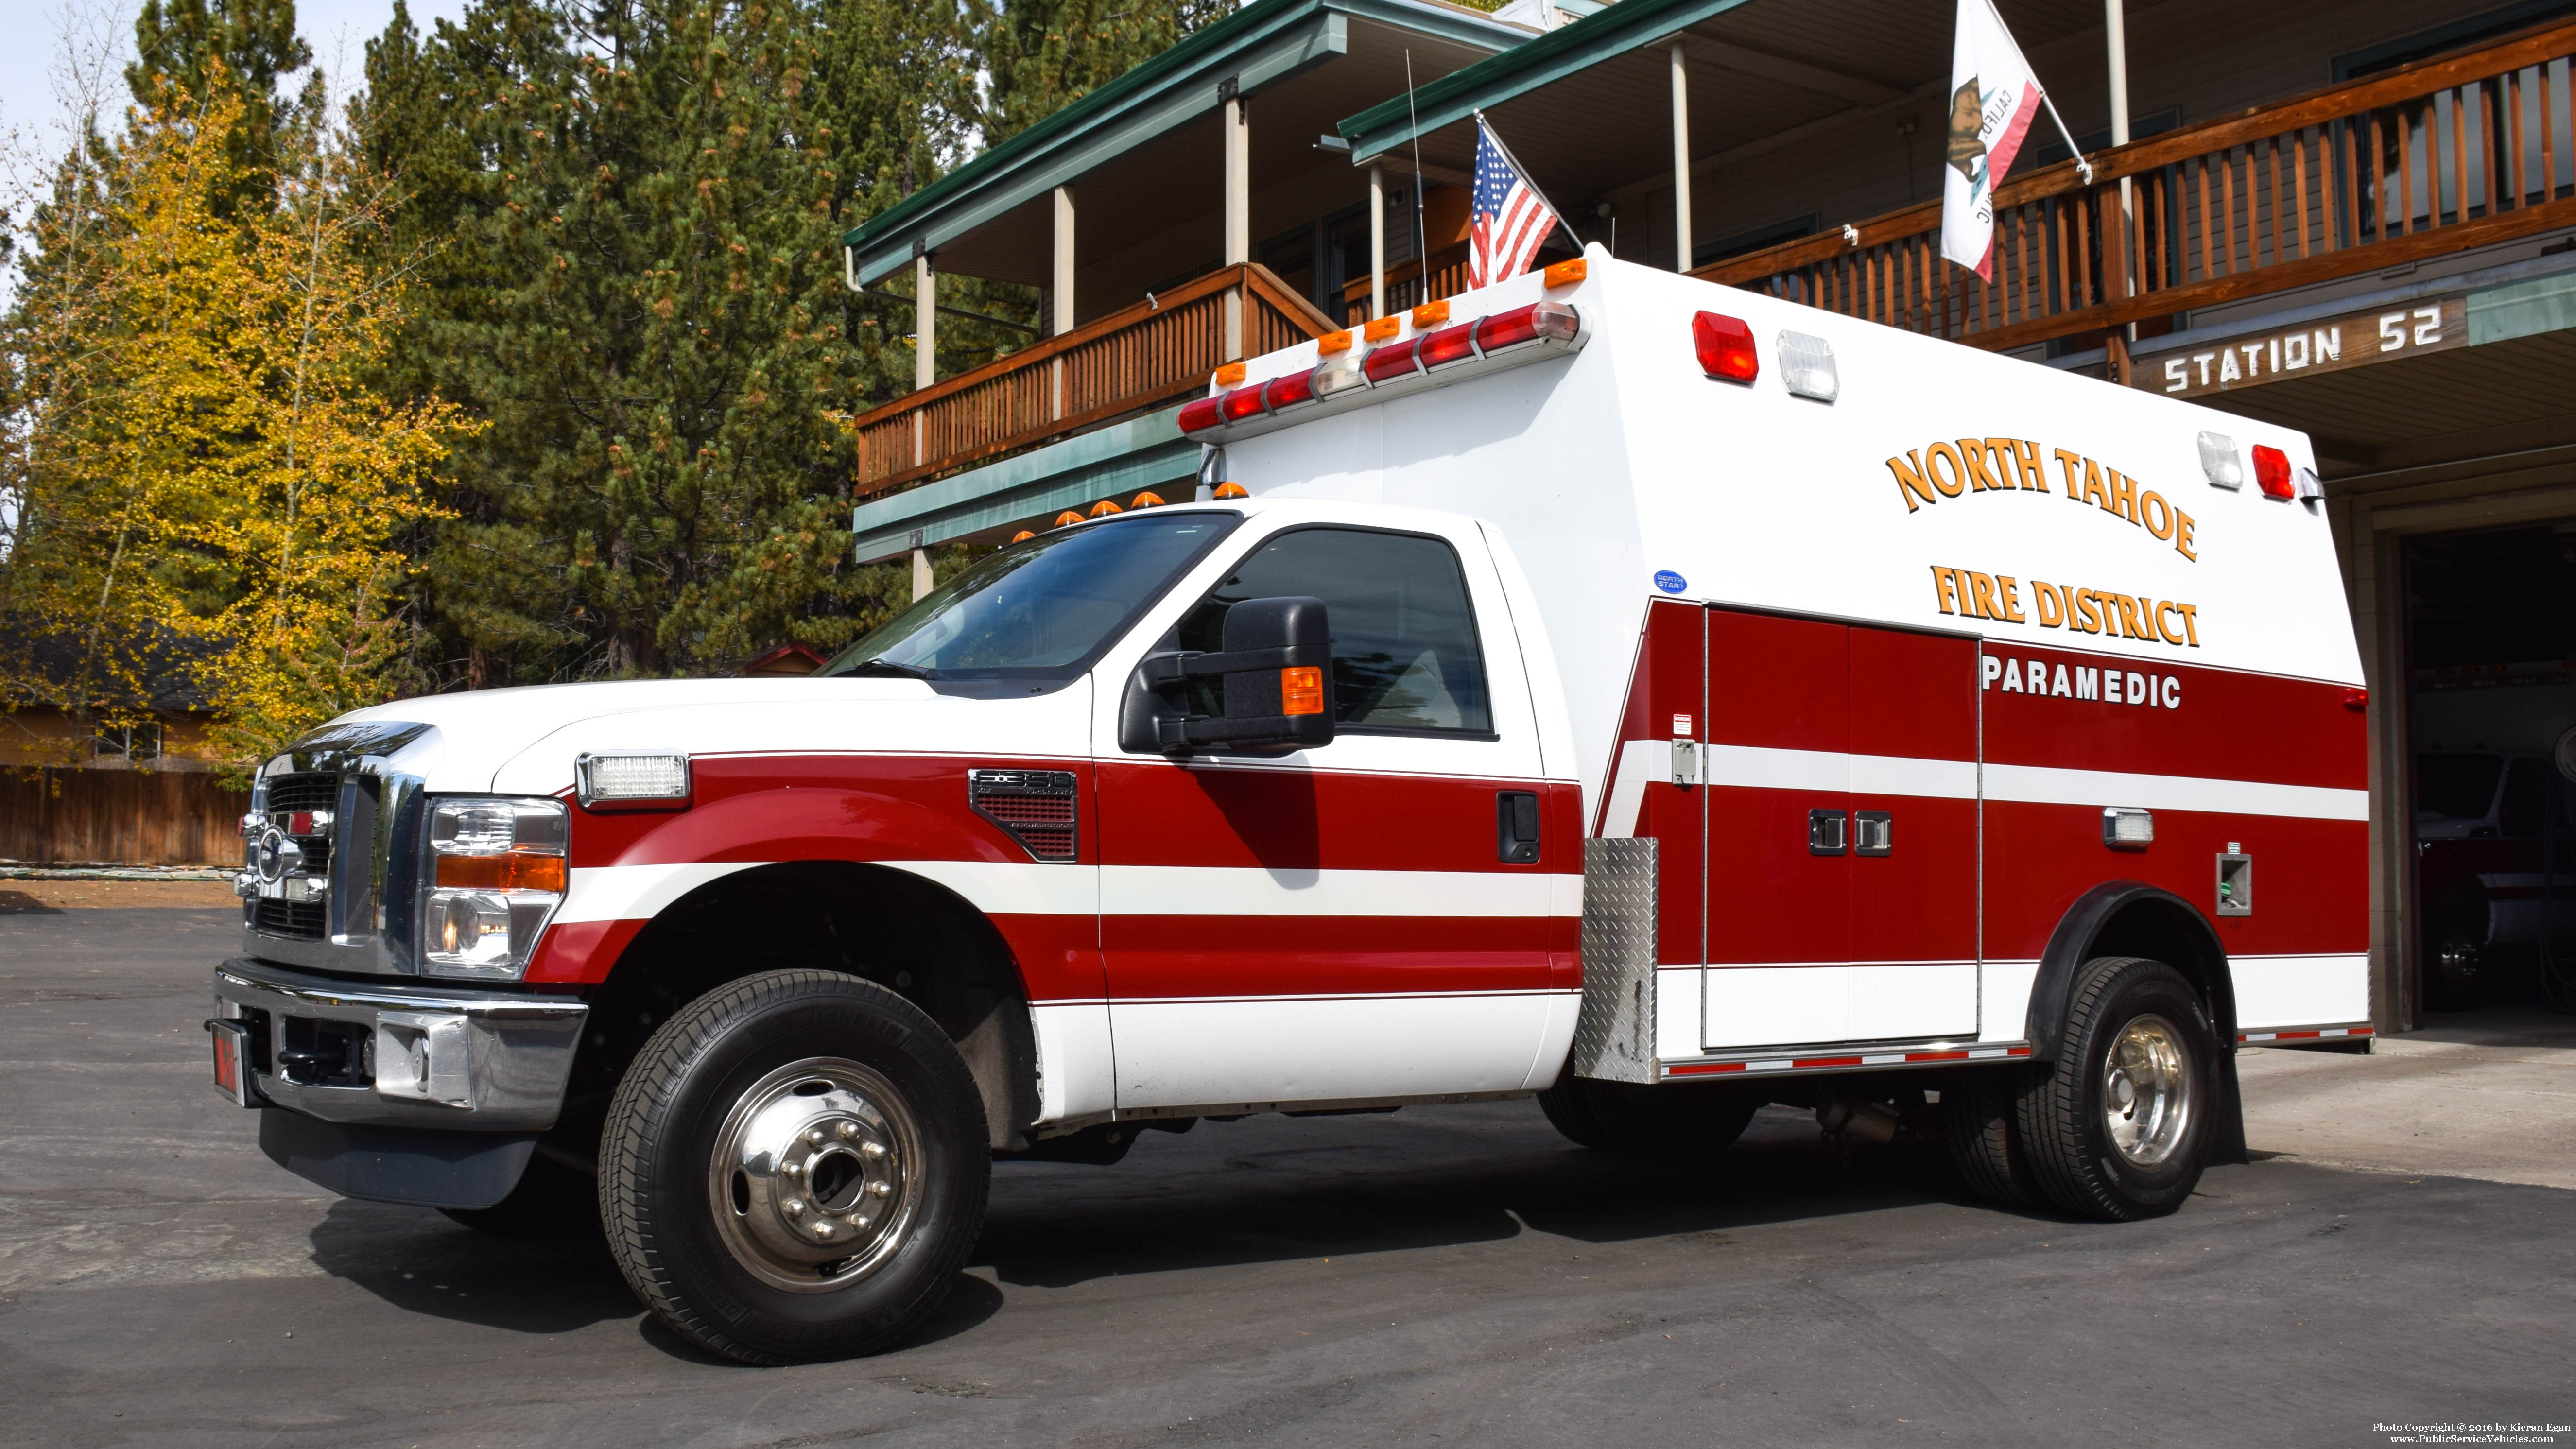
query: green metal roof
[
  {"left": 841, "top": 0, "right": 1531, "bottom": 285},
  {"left": 1337, "top": 0, "right": 1757, "bottom": 163}
]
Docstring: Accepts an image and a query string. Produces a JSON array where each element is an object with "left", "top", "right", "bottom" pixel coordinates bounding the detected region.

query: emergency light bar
[{"left": 1178, "top": 301, "right": 1585, "bottom": 445}]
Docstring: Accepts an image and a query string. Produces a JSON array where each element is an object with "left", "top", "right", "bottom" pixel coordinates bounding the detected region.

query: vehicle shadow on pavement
[
  {"left": 307, "top": 1199, "right": 640, "bottom": 1335},
  {"left": 974, "top": 1109, "right": 2013, "bottom": 1289}
]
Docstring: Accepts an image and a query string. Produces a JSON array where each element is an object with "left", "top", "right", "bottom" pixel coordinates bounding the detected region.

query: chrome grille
[
  {"left": 255, "top": 897, "right": 328, "bottom": 937},
  {"left": 264, "top": 772, "right": 340, "bottom": 814}
]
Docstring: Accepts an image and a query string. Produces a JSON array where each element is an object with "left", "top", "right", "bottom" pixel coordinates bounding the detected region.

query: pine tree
[
  {"left": 975, "top": 0, "right": 1233, "bottom": 141},
  {"left": 127, "top": 0, "right": 314, "bottom": 212}
]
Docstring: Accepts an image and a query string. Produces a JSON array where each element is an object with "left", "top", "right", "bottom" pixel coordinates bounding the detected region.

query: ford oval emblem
[{"left": 1653, "top": 570, "right": 1687, "bottom": 595}]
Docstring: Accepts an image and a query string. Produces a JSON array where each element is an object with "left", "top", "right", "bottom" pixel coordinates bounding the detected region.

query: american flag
[{"left": 1468, "top": 117, "right": 1558, "bottom": 289}]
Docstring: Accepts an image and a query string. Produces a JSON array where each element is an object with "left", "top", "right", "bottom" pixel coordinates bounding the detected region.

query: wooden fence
[
  {"left": 0, "top": 767, "right": 246, "bottom": 866},
  {"left": 1340, "top": 242, "right": 1472, "bottom": 326},
  {"left": 1695, "top": 20, "right": 2576, "bottom": 358},
  {"left": 850, "top": 263, "right": 1340, "bottom": 496}
]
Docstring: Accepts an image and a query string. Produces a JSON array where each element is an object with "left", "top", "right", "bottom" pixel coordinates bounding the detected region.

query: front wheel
[
  {"left": 2015, "top": 956, "right": 2217, "bottom": 1221},
  {"left": 599, "top": 970, "right": 990, "bottom": 1364}
]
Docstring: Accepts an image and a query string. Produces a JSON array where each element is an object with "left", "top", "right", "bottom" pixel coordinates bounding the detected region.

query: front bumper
[{"left": 211, "top": 958, "right": 588, "bottom": 1132}]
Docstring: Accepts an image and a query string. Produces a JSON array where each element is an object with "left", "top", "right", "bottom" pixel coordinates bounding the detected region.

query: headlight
[{"left": 419, "top": 797, "right": 568, "bottom": 980}]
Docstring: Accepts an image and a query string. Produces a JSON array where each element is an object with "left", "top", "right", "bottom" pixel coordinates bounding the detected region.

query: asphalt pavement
[{"left": 1, "top": 907, "right": 2569, "bottom": 1449}]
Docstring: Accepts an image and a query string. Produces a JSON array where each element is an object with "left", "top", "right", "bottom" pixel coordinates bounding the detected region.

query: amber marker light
[
  {"left": 1317, "top": 330, "right": 1354, "bottom": 356},
  {"left": 1281, "top": 666, "right": 1324, "bottom": 715},
  {"left": 1214, "top": 361, "right": 1247, "bottom": 387},
  {"left": 1055, "top": 511, "right": 1085, "bottom": 526},
  {"left": 1011, "top": 530, "right": 1036, "bottom": 542},
  {"left": 1089, "top": 499, "right": 1124, "bottom": 516},
  {"left": 1131, "top": 491, "right": 1165, "bottom": 508},
  {"left": 1213, "top": 482, "right": 1250, "bottom": 499},
  {"left": 1362, "top": 315, "right": 1401, "bottom": 343},
  {"left": 435, "top": 854, "right": 569, "bottom": 892},
  {"left": 1411, "top": 300, "right": 1450, "bottom": 329},
  {"left": 1543, "top": 258, "right": 1587, "bottom": 287}
]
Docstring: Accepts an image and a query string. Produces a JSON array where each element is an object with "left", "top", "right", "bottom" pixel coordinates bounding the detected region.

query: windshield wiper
[{"left": 832, "top": 657, "right": 936, "bottom": 681}]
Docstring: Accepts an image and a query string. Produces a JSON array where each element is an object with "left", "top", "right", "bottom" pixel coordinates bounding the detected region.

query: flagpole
[
  {"left": 1471, "top": 109, "right": 1579, "bottom": 252},
  {"left": 2038, "top": 93, "right": 2096, "bottom": 184}
]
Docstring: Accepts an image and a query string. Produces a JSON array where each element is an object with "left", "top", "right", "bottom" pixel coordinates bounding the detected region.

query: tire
[
  {"left": 440, "top": 1154, "right": 601, "bottom": 1239},
  {"left": 1940, "top": 1067, "right": 2043, "bottom": 1208},
  {"left": 1538, "top": 1077, "right": 1760, "bottom": 1157},
  {"left": 2014, "top": 956, "right": 2217, "bottom": 1222},
  {"left": 598, "top": 970, "right": 990, "bottom": 1364}
]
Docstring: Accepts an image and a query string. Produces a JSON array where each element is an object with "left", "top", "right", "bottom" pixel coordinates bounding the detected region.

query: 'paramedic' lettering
[
  {"left": 1931, "top": 565, "right": 2200, "bottom": 648},
  {"left": 1983, "top": 653, "right": 2183, "bottom": 709},
  {"left": 1887, "top": 438, "right": 2197, "bottom": 563}
]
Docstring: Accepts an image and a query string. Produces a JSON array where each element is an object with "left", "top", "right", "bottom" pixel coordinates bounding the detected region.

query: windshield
[
  {"left": 821, "top": 512, "right": 1240, "bottom": 682},
  {"left": 2416, "top": 753, "right": 2505, "bottom": 820}
]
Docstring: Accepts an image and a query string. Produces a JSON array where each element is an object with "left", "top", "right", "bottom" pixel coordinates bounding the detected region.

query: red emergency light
[
  {"left": 1177, "top": 302, "right": 1584, "bottom": 443},
  {"left": 1692, "top": 311, "right": 1758, "bottom": 383},
  {"left": 2251, "top": 444, "right": 2295, "bottom": 500}
]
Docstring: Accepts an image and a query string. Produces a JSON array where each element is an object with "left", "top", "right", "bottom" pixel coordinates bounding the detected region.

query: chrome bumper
[{"left": 212, "top": 958, "right": 587, "bottom": 1131}]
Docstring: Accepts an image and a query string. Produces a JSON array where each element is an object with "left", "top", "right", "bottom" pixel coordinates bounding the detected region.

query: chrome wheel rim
[
  {"left": 707, "top": 1057, "right": 921, "bottom": 1293},
  {"left": 2101, "top": 1014, "right": 2193, "bottom": 1168}
]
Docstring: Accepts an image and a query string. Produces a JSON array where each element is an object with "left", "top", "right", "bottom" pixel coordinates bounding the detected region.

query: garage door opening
[{"left": 2404, "top": 521, "right": 2576, "bottom": 1017}]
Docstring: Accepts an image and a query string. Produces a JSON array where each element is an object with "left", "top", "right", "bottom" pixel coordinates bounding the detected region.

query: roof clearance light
[
  {"left": 1262, "top": 369, "right": 1318, "bottom": 411},
  {"left": 1318, "top": 330, "right": 1354, "bottom": 357},
  {"left": 1475, "top": 302, "right": 1579, "bottom": 351},
  {"left": 1089, "top": 499, "right": 1123, "bottom": 517},
  {"left": 1543, "top": 258, "right": 1587, "bottom": 288},
  {"left": 1055, "top": 511, "right": 1085, "bottom": 526},
  {"left": 1362, "top": 315, "right": 1401, "bottom": 343},
  {"left": 1010, "top": 530, "right": 1036, "bottom": 542},
  {"left": 1411, "top": 299, "right": 1450, "bottom": 328},
  {"left": 1418, "top": 320, "right": 1480, "bottom": 370},
  {"left": 1176, "top": 396, "right": 1224, "bottom": 433},
  {"left": 1131, "top": 492, "right": 1165, "bottom": 508},
  {"left": 1212, "top": 482, "right": 1250, "bottom": 499},
  {"left": 1214, "top": 361, "right": 1247, "bottom": 387},
  {"left": 1218, "top": 384, "right": 1269, "bottom": 422},
  {"left": 1363, "top": 338, "right": 1424, "bottom": 385},
  {"left": 1777, "top": 330, "right": 1839, "bottom": 402},
  {"left": 2251, "top": 444, "right": 2295, "bottom": 500},
  {"left": 2197, "top": 431, "right": 2243, "bottom": 489},
  {"left": 1692, "top": 311, "right": 1759, "bottom": 383}
]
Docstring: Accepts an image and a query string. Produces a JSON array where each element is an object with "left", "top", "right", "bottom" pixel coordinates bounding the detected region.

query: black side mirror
[{"left": 1121, "top": 596, "right": 1335, "bottom": 754}]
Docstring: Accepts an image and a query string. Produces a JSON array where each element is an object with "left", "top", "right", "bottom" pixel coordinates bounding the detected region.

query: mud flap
[{"left": 2208, "top": 1049, "right": 2249, "bottom": 1166}]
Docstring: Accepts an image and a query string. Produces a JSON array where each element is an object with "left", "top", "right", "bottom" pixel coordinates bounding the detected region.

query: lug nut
[
  {"left": 783, "top": 1198, "right": 807, "bottom": 1217},
  {"left": 867, "top": 1181, "right": 892, "bottom": 1197},
  {"left": 835, "top": 1121, "right": 858, "bottom": 1140},
  {"left": 859, "top": 1142, "right": 887, "bottom": 1159},
  {"left": 780, "top": 1160, "right": 802, "bottom": 1178},
  {"left": 805, "top": 1128, "right": 825, "bottom": 1145},
  {"left": 812, "top": 1223, "right": 835, "bottom": 1240}
]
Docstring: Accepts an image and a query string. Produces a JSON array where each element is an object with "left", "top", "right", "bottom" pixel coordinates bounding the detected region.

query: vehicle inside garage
[{"left": 2404, "top": 521, "right": 2576, "bottom": 1014}]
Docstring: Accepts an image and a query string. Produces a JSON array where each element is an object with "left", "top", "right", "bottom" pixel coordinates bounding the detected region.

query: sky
[{"left": 2, "top": 0, "right": 472, "bottom": 156}]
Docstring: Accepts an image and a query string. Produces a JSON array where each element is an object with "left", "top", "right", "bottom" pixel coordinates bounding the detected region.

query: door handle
[
  {"left": 1855, "top": 810, "right": 1892, "bottom": 856},
  {"left": 1808, "top": 808, "right": 1847, "bottom": 856},
  {"left": 1498, "top": 791, "right": 1541, "bottom": 864}
]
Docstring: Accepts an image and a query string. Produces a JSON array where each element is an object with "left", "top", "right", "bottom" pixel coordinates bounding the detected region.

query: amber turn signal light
[
  {"left": 1280, "top": 666, "right": 1324, "bottom": 716},
  {"left": 1214, "top": 361, "right": 1247, "bottom": 387},
  {"left": 434, "top": 854, "right": 568, "bottom": 892},
  {"left": 1543, "top": 258, "right": 1587, "bottom": 288}
]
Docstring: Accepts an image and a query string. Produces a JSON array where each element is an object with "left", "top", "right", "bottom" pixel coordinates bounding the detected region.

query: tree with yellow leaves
[{"left": 0, "top": 75, "right": 468, "bottom": 775}]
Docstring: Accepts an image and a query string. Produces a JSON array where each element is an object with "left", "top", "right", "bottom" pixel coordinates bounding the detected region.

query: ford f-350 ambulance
[{"left": 207, "top": 247, "right": 2368, "bottom": 1363}]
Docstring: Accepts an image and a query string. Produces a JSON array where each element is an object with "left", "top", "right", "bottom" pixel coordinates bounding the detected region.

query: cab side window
[{"left": 1175, "top": 527, "right": 1493, "bottom": 734}]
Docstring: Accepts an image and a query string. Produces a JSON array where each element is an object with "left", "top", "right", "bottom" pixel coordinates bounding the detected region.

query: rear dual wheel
[
  {"left": 1950, "top": 955, "right": 2216, "bottom": 1221},
  {"left": 599, "top": 970, "right": 989, "bottom": 1364}
]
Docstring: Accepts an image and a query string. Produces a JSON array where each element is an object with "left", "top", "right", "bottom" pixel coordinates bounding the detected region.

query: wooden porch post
[
  {"left": 2106, "top": 0, "right": 2137, "bottom": 326},
  {"left": 912, "top": 253, "right": 936, "bottom": 598},
  {"left": 1052, "top": 186, "right": 1075, "bottom": 420},
  {"left": 1224, "top": 76, "right": 1249, "bottom": 359},
  {"left": 1670, "top": 41, "right": 1694, "bottom": 272},
  {"left": 1369, "top": 163, "right": 1386, "bottom": 321}
]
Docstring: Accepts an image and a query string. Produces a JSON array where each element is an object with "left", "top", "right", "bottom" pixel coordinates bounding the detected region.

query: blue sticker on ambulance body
[{"left": 1653, "top": 570, "right": 1688, "bottom": 594}]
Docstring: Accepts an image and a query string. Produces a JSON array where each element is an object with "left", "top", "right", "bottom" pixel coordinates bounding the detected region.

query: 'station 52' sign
[{"left": 2137, "top": 293, "right": 2466, "bottom": 399}]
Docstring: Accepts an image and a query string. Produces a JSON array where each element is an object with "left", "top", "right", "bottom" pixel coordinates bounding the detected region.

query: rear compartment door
[{"left": 1700, "top": 609, "right": 1979, "bottom": 1049}]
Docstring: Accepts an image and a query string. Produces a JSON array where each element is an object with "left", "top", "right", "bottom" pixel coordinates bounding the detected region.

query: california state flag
[{"left": 1940, "top": 0, "right": 2048, "bottom": 279}]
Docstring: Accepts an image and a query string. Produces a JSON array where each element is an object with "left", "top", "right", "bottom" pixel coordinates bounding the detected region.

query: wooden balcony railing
[
  {"left": 850, "top": 262, "right": 1339, "bottom": 496},
  {"left": 1340, "top": 242, "right": 1470, "bottom": 326},
  {"left": 1693, "top": 19, "right": 2576, "bottom": 360}
]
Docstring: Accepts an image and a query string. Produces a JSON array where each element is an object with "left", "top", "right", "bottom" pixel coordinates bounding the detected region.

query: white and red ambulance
[{"left": 207, "top": 248, "right": 2369, "bottom": 1363}]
